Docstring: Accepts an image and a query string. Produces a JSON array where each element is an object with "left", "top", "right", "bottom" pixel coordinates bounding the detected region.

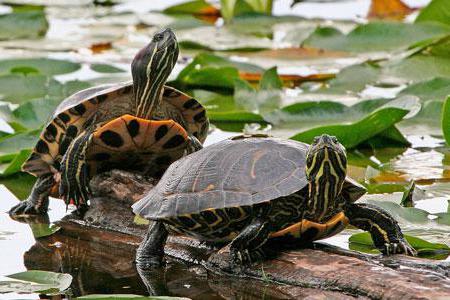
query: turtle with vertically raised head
[
  {"left": 132, "top": 134, "right": 415, "bottom": 268},
  {"left": 9, "top": 28, "right": 208, "bottom": 217}
]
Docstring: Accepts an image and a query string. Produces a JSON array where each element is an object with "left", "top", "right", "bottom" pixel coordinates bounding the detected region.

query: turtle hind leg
[
  {"left": 9, "top": 173, "right": 55, "bottom": 219},
  {"left": 59, "top": 129, "right": 93, "bottom": 212},
  {"left": 344, "top": 203, "right": 416, "bottom": 256},
  {"left": 136, "top": 221, "right": 169, "bottom": 269}
]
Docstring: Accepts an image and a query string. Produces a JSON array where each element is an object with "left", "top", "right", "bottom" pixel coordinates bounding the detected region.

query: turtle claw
[
  {"left": 9, "top": 200, "right": 41, "bottom": 216},
  {"left": 381, "top": 239, "right": 417, "bottom": 256}
]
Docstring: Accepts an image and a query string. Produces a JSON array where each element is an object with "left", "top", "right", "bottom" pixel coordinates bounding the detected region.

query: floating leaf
[
  {"left": 175, "top": 53, "right": 263, "bottom": 89},
  {"left": 303, "top": 22, "right": 450, "bottom": 53},
  {"left": 0, "top": 149, "right": 31, "bottom": 177},
  {"left": 290, "top": 107, "right": 409, "bottom": 149},
  {"left": 234, "top": 67, "right": 282, "bottom": 114},
  {"left": 442, "top": 96, "right": 450, "bottom": 145},
  {"left": 0, "top": 130, "right": 40, "bottom": 157},
  {"left": 163, "top": 0, "right": 220, "bottom": 16},
  {"left": 349, "top": 232, "right": 450, "bottom": 259},
  {"left": 0, "top": 173, "right": 35, "bottom": 199},
  {"left": 91, "top": 64, "right": 125, "bottom": 73},
  {"left": 0, "top": 6, "right": 48, "bottom": 40},
  {"left": 415, "top": 0, "right": 450, "bottom": 26},
  {"left": 0, "top": 271, "right": 72, "bottom": 294},
  {"left": 0, "top": 58, "right": 80, "bottom": 76},
  {"left": 30, "top": 223, "right": 60, "bottom": 238}
]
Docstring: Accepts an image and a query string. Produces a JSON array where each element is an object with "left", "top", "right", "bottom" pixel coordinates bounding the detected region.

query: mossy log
[{"left": 46, "top": 170, "right": 450, "bottom": 299}]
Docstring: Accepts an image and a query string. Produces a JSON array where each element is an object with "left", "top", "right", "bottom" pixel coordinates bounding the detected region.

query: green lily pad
[
  {"left": 0, "top": 173, "right": 35, "bottom": 199},
  {"left": 415, "top": 0, "right": 450, "bottom": 27},
  {"left": 290, "top": 107, "right": 409, "bottom": 149},
  {"left": 234, "top": 67, "right": 282, "bottom": 114},
  {"left": 0, "top": 6, "right": 48, "bottom": 40},
  {"left": 303, "top": 22, "right": 450, "bottom": 53},
  {"left": 442, "top": 96, "right": 450, "bottom": 145},
  {"left": 163, "top": 0, "right": 216, "bottom": 15},
  {"left": 384, "top": 55, "right": 450, "bottom": 83},
  {"left": 349, "top": 232, "right": 450, "bottom": 259},
  {"left": 175, "top": 53, "right": 263, "bottom": 89},
  {"left": 0, "top": 271, "right": 72, "bottom": 294},
  {"left": 0, "top": 130, "right": 40, "bottom": 157},
  {"left": 0, "top": 58, "right": 80, "bottom": 76},
  {"left": 0, "top": 149, "right": 31, "bottom": 177},
  {"left": 91, "top": 64, "right": 125, "bottom": 73},
  {"left": 30, "top": 223, "right": 61, "bottom": 238}
]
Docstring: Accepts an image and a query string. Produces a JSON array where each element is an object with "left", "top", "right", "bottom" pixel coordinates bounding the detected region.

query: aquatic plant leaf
[
  {"left": 0, "top": 130, "right": 40, "bottom": 157},
  {"left": 415, "top": 0, "right": 450, "bottom": 26},
  {"left": 0, "top": 74, "right": 63, "bottom": 103},
  {"left": 77, "top": 295, "right": 190, "bottom": 300},
  {"left": 30, "top": 223, "right": 61, "bottom": 238},
  {"left": 349, "top": 232, "right": 450, "bottom": 258},
  {"left": 0, "top": 149, "right": 31, "bottom": 177},
  {"left": 234, "top": 67, "right": 282, "bottom": 114},
  {"left": 163, "top": 0, "right": 219, "bottom": 16},
  {"left": 290, "top": 107, "right": 409, "bottom": 149},
  {"left": 0, "top": 270, "right": 72, "bottom": 294},
  {"left": 0, "top": 58, "right": 80, "bottom": 76},
  {"left": 0, "top": 173, "right": 35, "bottom": 199},
  {"left": 303, "top": 22, "right": 450, "bottom": 52},
  {"left": 442, "top": 96, "right": 450, "bottom": 146},
  {"left": 91, "top": 64, "right": 125, "bottom": 73},
  {"left": 176, "top": 53, "right": 263, "bottom": 89},
  {"left": 0, "top": 7, "right": 48, "bottom": 40}
]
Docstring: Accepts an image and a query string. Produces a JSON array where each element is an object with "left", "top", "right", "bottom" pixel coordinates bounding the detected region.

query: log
[{"left": 46, "top": 169, "right": 450, "bottom": 299}]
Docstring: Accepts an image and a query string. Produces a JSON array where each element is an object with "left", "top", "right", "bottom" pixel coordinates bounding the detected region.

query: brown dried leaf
[
  {"left": 90, "top": 42, "right": 112, "bottom": 53},
  {"left": 368, "top": 0, "right": 414, "bottom": 20}
]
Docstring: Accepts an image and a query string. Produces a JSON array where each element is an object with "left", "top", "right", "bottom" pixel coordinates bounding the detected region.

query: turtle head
[
  {"left": 305, "top": 134, "right": 347, "bottom": 220},
  {"left": 132, "top": 28, "right": 179, "bottom": 119}
]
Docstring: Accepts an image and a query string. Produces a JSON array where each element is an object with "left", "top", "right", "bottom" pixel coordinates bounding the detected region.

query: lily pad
[
  {"left": 0, "top": 149, "right": 31, "bottom": 177},
  {"left": 349, "top": 232, "right": 450, "bottom": 259},
  {"left": 175, "top": 53, "right": 263, "bottom": 89},
  {"left": 290, "top": 106, "right": 409, "bottom": 149},
  {"left": 91, "top": 64, "right": 125, "bottom": 73},
  {"left": 442, "top": 96, "right": 450, "bottom": 145},
  {"left": 303, "top": 22, "right": 450, "bottom": 53},
  {"left": 415, "top": 0, "right": 450, "bottom": 26},
  {"left": 0, "top": 270, "right": 72, "bottom": 294},
  {"left": 0, "top": 6, "right": 48, "bottom": 40},
  {"left": 163, "top": 0, "right": 218, "bottom": 16},
  {"left": 0, "top": 58, "right": 80, "bottom": 76}
]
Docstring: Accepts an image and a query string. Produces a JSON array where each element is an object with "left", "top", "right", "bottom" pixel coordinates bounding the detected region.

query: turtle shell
[
  {"left": 133, "top": 136, "right": 366, "bottom": 220},
  {"left": 22, "top": 82, "right": 208, "bottom": 177}
]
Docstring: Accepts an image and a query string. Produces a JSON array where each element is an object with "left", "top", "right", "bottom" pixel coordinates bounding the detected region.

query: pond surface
[{"left": 1, "top": 0, "right": 450, "bottom": 299}]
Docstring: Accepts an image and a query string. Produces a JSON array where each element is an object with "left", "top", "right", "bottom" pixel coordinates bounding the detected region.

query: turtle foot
[
  {"left": 8, "top": 201, "right": 49, "bottom": 224},
  {"left": 381, "top": 239, "right": 417, "bottom": 256}
]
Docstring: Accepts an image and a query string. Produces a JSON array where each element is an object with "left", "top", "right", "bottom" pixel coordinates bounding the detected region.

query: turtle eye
[
  {"left": 153, "top": 33, "right": 164, "bottom": 42},
  {"left": 331, "top": 136, "right": 338, "bottom": 143}
]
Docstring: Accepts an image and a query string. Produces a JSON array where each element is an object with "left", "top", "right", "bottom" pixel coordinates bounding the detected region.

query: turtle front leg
[
  {"left": 59, "top": 130, "right": 93, "bottom": 214},
  {"left": 136, "top": 221, "right": 169, "bottom": 269},
  {"left": 186, "top": 134, "right": 203, "bottom": 154},
  {"left": 9, "top": 173, "right": 55, "bottom": 218},
  {"left": 344, "top": 203, "right": 416, "bottom": 256},
  {"left": 227, "top": 218, "right": 271, "bottom": 266}
]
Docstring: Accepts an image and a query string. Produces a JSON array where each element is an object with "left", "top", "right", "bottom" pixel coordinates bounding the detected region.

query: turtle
[
  {"left": 9, "top": 28, "right": 209, "bottom": 218},
  {"left": 132, "top": 134, "right": 416, "bottom": 268}
]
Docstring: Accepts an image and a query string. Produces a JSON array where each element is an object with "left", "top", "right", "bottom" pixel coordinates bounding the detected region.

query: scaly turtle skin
[
  {"left": 9, "top": 28, "right": 208, "bottom": 218},
  {"left": 133, "top": 134, "right": 416, "bottom": 268}
]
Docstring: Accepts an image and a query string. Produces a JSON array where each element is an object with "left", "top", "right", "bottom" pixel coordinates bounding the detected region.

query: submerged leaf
[{"left": 0, "top": 58, "right": 80, "bottom": 76}]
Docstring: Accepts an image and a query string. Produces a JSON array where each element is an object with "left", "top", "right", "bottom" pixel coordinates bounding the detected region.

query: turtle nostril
[{"left": 153, "top": 33, "right": 164, "bottom": 42}]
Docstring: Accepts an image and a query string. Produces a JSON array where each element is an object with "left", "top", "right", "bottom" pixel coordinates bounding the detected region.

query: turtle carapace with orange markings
[
  {"left": 133, "top": 134, "right": 415, "bottom": 269},
  {"left": 9, "top": 28, "right": 208, "bottom": 217}
]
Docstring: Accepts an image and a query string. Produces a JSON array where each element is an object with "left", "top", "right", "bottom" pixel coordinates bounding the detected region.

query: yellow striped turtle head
[
  {"left": 305, "top": 134, "right": 347, "bottom": 221},
  {"left": 132, "top": 28, "right": 179, "bottom": 119}
]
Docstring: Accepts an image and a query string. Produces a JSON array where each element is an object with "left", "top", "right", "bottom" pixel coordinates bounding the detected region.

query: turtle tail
[{"left": 59, "top": 129, "right": 93, "bottom": 210}]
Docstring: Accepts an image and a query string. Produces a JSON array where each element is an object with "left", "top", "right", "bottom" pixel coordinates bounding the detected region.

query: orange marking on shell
[
  {"left": 250, "top": 150, "right": 265, "bottom": 179},
  {"left": 203, "top": 184, "right": 215, "bottom": 192}
]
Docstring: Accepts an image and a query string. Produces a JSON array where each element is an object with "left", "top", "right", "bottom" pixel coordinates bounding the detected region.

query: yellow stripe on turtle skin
[
  {"left": 270, "top": 212, "right": 349, "bottom": 240},
  {"left": 352, "top": 217, "right": 390, "bottom": 243}
]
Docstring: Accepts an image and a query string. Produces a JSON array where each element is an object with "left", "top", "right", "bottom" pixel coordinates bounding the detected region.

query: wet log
[{"left": 52, "top": 169, "right": 450, "bottom": 299}]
